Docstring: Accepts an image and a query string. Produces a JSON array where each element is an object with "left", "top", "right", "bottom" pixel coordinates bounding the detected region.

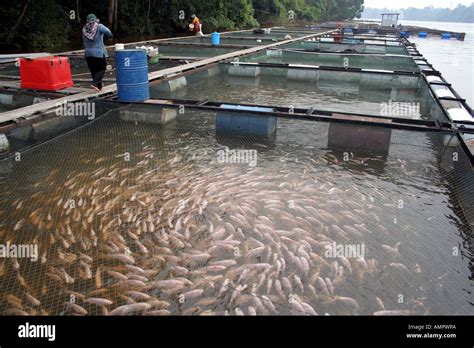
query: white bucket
[
  {"left": 115, "top": 43, "right": 125, "bottom": 51},
  {"left": 0, "top": 133, "right": 10, "bottom": 153},
  {"left": 147, "top": 47, "right": 159, "bottom": 57}
]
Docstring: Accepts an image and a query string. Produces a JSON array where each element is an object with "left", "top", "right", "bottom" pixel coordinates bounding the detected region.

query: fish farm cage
[{"left": 0, "top": 26, "right": 473, "bottom": 317}]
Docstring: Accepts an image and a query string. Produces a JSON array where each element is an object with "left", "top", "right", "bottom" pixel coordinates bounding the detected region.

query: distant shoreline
[
  {"left": 359, "top": 18, "right": 474, "bottom": 26},
  {"left": 361, "top": 5, "right": 474, "bottom": 24}
]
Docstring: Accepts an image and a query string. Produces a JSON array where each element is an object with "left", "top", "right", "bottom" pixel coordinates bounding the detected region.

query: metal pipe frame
[
  {"left": 271, "top": 48, "right": 413, "bottom": 59},
  {"left": 105, "top": 97, "right": 471, "bottom": 134},
  {"left": 103, "top": 97, "right": 474, "bottom": 165},
  {"left": 220, "top": 61, "right": 420, "bottom": 76}
]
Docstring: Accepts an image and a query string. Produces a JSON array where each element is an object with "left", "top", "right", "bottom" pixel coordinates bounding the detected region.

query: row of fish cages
[
  {"left": 316, "top": 21, "right": 467, "bottom": 41},
  {"left": 0, "top": 27, "right": 473, "bottom": 320},
  {"left": 0, "top": 28, "right": 328, "bottom": 113}
]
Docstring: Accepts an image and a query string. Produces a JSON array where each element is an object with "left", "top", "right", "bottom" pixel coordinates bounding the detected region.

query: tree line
[
  {"left": 0, "top": 0, "right": 364, "bottom": 51},
  {"left": 362, "top": 4, "right": 474, "bottom": 24}
]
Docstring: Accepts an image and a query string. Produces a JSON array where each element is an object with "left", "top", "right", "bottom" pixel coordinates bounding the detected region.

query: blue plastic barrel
[
  {"left": 418, "top": 32, "right": 428, "bottom": 38},
  {"left": 212, "top": 32, "right": 221, "bottom": 46},
  {"left": 216, "top": 105, "right": 276, "bottom": 137},
  {"left": 399, "top": 31, "right": 410, "bottom": 38},
  {"left": 115, "top": 49, "right": 149, "bottom": 102},
  {"left": 441, "top": 32, "right": 451, "bottom": 40}
]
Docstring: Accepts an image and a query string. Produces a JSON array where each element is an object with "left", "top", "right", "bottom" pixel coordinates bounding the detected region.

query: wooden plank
[
  {"left": 0, "top": 75, "right": 20, "bottom": 80},
  {"left": 144, "top": 99, "right": 175, "bottom": 105},
  {"left": 159, "top": 55, "right": 205, "bottom": 61},
  {"left": 0, "top": 53, "right": 50, "bottom": 64},
  {"left": 211, "top": 36, "right": 276, "bottom": 41},
  {"left": 149, "top": 62, "right": 219, "bottom": 85},
  {"left": 0, "top": 80, "right": 90, "bottom": 95},
  {"left": 0, "top": 81, "right": 22, "bottom": 89},
  {"left": 0, "top": 29, "right": 336, "bottom": 124},
  {"left": 147, "top": 30, "right": 335, "bottom": 81},
  {"left": 157, "top": 42, "right": 255, "bottom": 49}
]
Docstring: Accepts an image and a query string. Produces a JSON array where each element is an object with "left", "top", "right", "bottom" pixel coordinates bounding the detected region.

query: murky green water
[{"left": 153, "top": 68, "right": 436, "bottom": 120}]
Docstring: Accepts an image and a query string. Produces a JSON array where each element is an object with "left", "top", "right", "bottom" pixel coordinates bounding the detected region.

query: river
[{"left": 398, "top": 20, "right": 473, "bottom": 107}]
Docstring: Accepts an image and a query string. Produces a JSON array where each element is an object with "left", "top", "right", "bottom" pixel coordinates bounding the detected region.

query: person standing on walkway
[
  {"left": 82, "top": 14, "right": 113, "bottom": 92},
  {"left": 190, "top": 15, "right": 204, "bottom": 37}
]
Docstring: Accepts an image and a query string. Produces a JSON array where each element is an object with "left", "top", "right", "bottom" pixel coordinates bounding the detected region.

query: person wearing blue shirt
[{"left": 82, "top": 14, "right": 113, "bottom": 92}]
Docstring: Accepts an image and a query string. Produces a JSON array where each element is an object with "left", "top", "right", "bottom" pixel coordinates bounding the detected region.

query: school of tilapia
[{"left": 0, "top": 132, "right": 460, "bottom": 316}]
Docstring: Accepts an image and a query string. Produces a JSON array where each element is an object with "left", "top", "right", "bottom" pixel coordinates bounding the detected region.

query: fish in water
[
  {"left": 108, "top": 303, "right": 152, "bottom": 316},
  {"left": 0, "top": 134, "right": 461, "bottom": 317},
  {"left": 381, "top": 243, "right": 401, "bottom": 259}
]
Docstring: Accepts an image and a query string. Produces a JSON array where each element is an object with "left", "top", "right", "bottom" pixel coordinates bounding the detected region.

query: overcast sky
[{"left": 364, "top": 0, "right": 474, "bottom": 9}]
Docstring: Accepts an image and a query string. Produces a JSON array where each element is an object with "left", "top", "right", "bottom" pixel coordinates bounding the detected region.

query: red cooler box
[{"left": 20, "top": 56, "right": 73, "bottom": 91}]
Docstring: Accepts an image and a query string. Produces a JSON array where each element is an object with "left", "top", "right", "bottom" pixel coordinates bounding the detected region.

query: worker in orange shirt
[{"left": 190, "top": 15, "right": 204, "bottom": 37}]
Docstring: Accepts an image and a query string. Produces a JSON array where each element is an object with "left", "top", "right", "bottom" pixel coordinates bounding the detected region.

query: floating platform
[{"left": 317, "top": 20, "right": 467, "bottom": 41}]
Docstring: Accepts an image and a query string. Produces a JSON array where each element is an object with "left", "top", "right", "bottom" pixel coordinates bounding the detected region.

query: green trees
[
  {"left": 0, "top": 0, "right": 70, "bottom": 50},
  {"left": 183, "top": 0, "right": 258, "bottom": 32},
  {"left": 335, "top": 0, "right": 364, "bottom": 20},
  {"left": 251, "top": 0, "right": 364, "bottom": 25},
  {"left": 0, "top": 0, "right": 364, "bottom": 51}
]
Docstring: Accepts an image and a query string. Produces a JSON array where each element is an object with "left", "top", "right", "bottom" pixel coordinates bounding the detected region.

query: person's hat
[{"left": 87, "top": 14, "right": 98, "bottom": 23}]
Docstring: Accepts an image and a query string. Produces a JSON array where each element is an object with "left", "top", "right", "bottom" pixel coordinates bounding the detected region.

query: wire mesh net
[{"left": 0, "top": 105, "right": 473, "bottom": 316}]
